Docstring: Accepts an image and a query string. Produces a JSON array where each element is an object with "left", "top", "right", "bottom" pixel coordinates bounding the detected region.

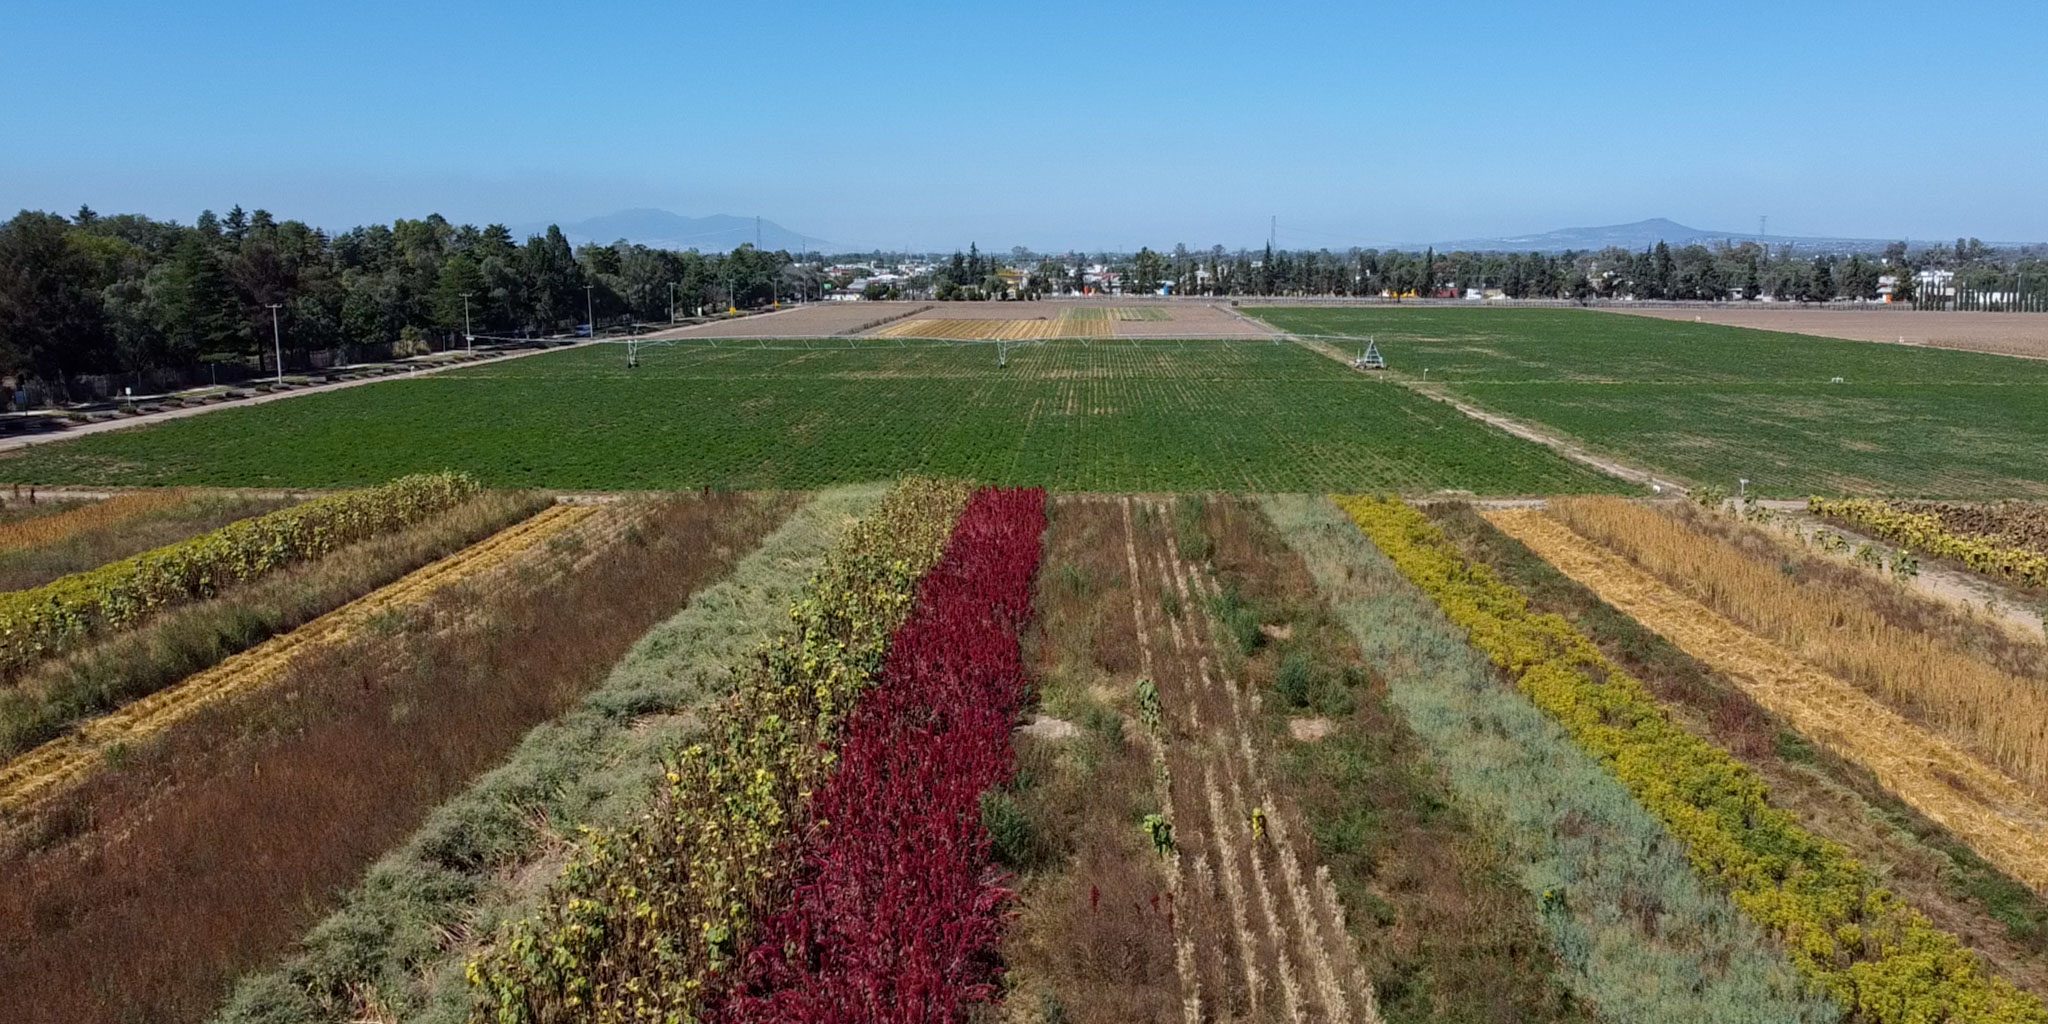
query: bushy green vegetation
[
  {"left": 1262, "top": 495, "right": 1837, "bottom": 1023},
  {"left": 1250, "top": 307, "right": 2048, "bottom": 498},
  {"left": 0, "top": 340, "right": 1623, "bottom": 495}
]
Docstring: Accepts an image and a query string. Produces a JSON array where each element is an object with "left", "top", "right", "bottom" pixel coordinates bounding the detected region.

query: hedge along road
[
  {"left": 0, "top": 339, "right": 1629, "bottom": 495},
  {"left": 0, "top": 340, "right": 597, "bottom": 455}
]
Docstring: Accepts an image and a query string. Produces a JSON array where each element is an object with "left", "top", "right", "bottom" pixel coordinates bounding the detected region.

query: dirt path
[
  {"left": 1484, "top": 507, "right": 2048, "bottom": 895},
  {"left": 1112, "top": 496, "right": 1379, "bottom": 1024},
  {"left": 0, "top": 342, "right": 595, "bottom": 457},
  {"left": 0, "top": 504, "right": 600, "bottom": 826},
  {"left": 1272, "top": 329, "right": 1671, "bottom": 494}
]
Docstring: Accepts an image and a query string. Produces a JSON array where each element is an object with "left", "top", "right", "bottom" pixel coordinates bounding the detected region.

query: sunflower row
[
  {"left": 0, "top": 473, "right": 479, "bottom": 674},
  {"left": 1337, "top": 495, "right": 2047, "bottom": 1024},
  {"left": 467, "top": 477, "right": 973, "bottom": 1024},
  {"left": 1809, "top": 496, "right": 2048, "bottom": 590}
]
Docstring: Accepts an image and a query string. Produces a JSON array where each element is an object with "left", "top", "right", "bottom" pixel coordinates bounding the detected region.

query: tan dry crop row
[
  {"left": 1484, "top": 507, "right": 2048, "bottom": 894},
  {"left": 1552, "top": 497, "right": 2048, "bottom": 798},
  {"left": 0, "top": 504, "right": 599, "bottom": 824},
  {"left": 0, "top": 490, "right": 192, "bottom": 555}
]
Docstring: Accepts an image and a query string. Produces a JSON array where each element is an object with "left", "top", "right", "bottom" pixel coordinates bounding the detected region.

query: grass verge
[{"left": 1263, "top": 494, "right": 1836, "bottom": 1023}]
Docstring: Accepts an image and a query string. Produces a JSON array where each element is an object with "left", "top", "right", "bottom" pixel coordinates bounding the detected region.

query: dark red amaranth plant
[{"left": 714, "top": 486, "right": 1047, "bottom": 1024}]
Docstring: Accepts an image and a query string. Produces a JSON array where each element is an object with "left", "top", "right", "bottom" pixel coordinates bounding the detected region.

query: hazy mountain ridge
[
  {"left": 518, "top": 209, "right": 822, "bottom": 252},
  {"left": 1411, "top": 218, "right": 1944, "bottom": 254}
]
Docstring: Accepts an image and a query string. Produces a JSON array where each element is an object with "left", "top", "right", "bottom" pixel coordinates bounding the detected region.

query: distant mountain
[
  {"left": 524, "top": 209, "right": 822, "bottom": 252},
  {"left": 1413, "top": 218, "right": 1901, "bottom": 254}
]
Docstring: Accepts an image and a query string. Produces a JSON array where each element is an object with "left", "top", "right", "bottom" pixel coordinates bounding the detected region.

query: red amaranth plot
[{"left": 715, "top": 486, "right": 1047, "bottom": 1023}]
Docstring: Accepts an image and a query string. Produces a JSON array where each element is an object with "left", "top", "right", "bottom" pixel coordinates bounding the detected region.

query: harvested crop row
[
  {"left": 1551, "top": 497, "right": 2048, "bottom": 806},
  {"left": 0, "top": 472, "right": 479, "bottom": 675},
  {"left": 1339, "top": 495, "right": 2045, "bottom": 1023},
  {"left": 0, "top": 493, "right": 790, "bottom": 1024},
  {"left": 469, "top": 478, "right": 972, "bottom": 1024},
  {"left": 715, "top": 487, "right": 1047, "bottom": 1022},
  {"left": 1489, "top": 506, "right": 2048, "bottom": 895},
  {"left": 1428, "top": 501, "right": 2048, "bottom": 998},
  {"left": 0, "top": 503, "right": 588, "bottom": 825},
  {"left": 1812, "top": 497, "right": 2048, "bottom": 589},
  {"left": 215, "top": 487, "right": 873, "bottom": 1024},
  {"left": 1268, "top": 495, "right": 1828, "bottom": 1022},
  {"left": 0, "top": 489, "right": 191, "bottom": 556}
]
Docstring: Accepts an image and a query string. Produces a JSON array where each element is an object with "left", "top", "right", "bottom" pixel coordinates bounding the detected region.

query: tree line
[{"left": 0, "top": 206, "right": 803, "bottom": 388}]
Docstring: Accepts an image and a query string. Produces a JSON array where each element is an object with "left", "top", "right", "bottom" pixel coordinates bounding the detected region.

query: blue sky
[{"left": 5, "top": 0, "right": 2046, "bottom": 250}]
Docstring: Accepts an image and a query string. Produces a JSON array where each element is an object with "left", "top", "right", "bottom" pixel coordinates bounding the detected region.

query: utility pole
[
  {"left": 669, "top": 281, "right": 676, "bottom": 322},
  {"left": 584, "top": 284, "right": 595, "bottom": 339},
  {"left": 461, "top": 292, "right": 474, "bottom": 350},
  {"left": 265, "top": 303, "right": 284, "bottom": 383}
]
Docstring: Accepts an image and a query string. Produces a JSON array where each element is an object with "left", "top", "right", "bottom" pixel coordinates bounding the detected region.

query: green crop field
[
  {"left": 1252, "top": 307, "right": 2048, "bottom": 498},
  {"left": 0, "top": 339, "right": 1622, "bottom": 494}
]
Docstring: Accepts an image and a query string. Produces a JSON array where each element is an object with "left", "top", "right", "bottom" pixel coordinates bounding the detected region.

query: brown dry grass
[
  {"left": 1551, "top": 497, "right": 2048, "bottom": 803},
  {"left": 0, "top": 490, "right": 190, "bottom": 555},
  {"left": 1489, "top": 506, "right": 2048, "bottom": 896},
  {"left": 1211, "top": 499, "right": 1590, "bottom": 1024},
  {"left": 0, "top": 491, "right": 293, "bottom": 592},
  {"left": 0, "top": 492, "right": 795, "bottom": 1024},
  {"left": 999, "top": 499, "right": 1185, "bottom": 1024}
]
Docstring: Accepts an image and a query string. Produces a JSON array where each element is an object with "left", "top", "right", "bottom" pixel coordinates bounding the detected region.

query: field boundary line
[
  {"left": 1251, "top": 315, "right": 1675, "bottom": 494},
  {"left": 1485, "top": 506, "right": 2048, "bottom": 894},
  {"left": 0, "top": 504, "right": 597, "bottom": 825}
]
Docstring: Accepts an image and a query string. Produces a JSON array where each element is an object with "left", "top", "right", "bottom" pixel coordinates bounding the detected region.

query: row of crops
[
  {"left": 1813, "top": 496, "right": 2048, "bottom": 589},
  {"left": 10, "top": 479, "right": 2048, "bottom": 1023},
  {"left": 1341, "top": 496, "right": 2044, "bottom": 1022}
]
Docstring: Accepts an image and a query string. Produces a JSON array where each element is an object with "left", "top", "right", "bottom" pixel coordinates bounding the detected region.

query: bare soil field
[
  {"left": 863, "top": 300, "right": 1278, "bottom": 339},
  {"left": 639, "top": 302, "right": 926, "bottom": 339},
  {"left": 1608, "top": 307, "right": 2048, "bottom": 360}
]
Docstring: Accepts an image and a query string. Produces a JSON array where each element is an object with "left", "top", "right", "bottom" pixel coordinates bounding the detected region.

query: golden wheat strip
[
  {"left": 1486, "top": 507, "right": 2048, "bottom": 894},
  {"left": 0, "top": 505, "right": 597, "bottom": 822},
  {"left": 0, "top": 490, "right": 194, "bottom": 555}
]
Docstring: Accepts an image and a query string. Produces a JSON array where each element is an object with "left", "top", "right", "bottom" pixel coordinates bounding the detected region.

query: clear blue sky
[{"left": 5, "top": 0, "right": 2045, "bottom": 251}]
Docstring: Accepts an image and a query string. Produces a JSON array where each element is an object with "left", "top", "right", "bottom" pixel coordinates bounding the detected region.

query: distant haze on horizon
[{"left": 5, "top": 1, "right": 2045, "bottom": 251}]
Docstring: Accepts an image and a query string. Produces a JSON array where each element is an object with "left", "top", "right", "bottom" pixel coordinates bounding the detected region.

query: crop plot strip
[
  {"left": 0, "top": 493, "right": 792, "bottom": 1024},
  {"left": 1487, "top": 506, "right": 2048, "bottom": 894},
  {"left": 714, "top": 488, "right": 1046, "bottom": 1021},
  {"left": 0, "top": 489, "right": 191, "bottom": 555},
  {"left": 1342, "top": 496, "right": 2043, "bottom": 1022},
  {"left": 468, "top": 480, "right": 971, "bottom": 1024},
  {"left": 1110, "top": 495, "right": 1380, "bottom": 1024},
  {"left": 0, "top": 503, "right": 584, "bottom": 823}
]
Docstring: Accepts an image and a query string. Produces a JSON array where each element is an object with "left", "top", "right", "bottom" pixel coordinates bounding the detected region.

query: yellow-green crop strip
[{"left": 1336, "top": 494, "right": 2047, "bottom": 1024}]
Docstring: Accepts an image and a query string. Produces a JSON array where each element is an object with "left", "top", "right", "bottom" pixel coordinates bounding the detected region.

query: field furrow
[
  {"left": 1114, "top": 495, "right": 1378, "bottom": 1024},
  {"left": 1486, "top": 506, "right": 2048, "bottom": 894},
  {"left": 0, "top": 503, "right": 588, "bottom": 822}
]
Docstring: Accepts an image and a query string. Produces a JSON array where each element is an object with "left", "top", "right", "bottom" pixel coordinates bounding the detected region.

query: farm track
[
  {"left": 0, "top": 504, "right": 596, "bottom": 825},
  {"left": 1108, "top": 495, "right": 1379, "bottom": 1024},
  {"left": 1485, "top": 507, "right": 2048, "bottom": 894}
]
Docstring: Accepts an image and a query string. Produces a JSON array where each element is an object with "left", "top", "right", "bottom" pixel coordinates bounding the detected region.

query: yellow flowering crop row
[
  {"left": 468, "top": 477, "right": 972, "bottom": 1024},
  {"left": 0, "top": 473, "right": 479, "bottom": 676},
  {"left": 1809, "top": 497, "right": 2048, "bottom": 590},
  {"left": 1337, "top": 495, "right": 2047, "bottom": 1024}
]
